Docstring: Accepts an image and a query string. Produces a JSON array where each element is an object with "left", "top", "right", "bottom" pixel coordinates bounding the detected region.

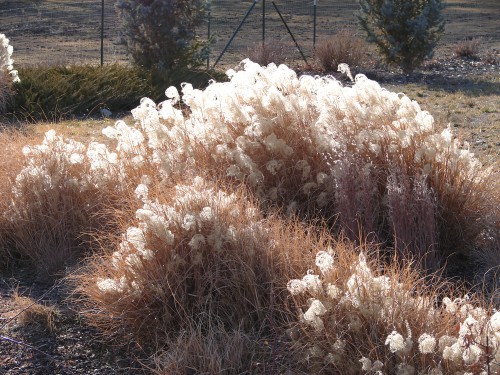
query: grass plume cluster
[{"left": 0, "top": 33, "right": 19, "bottom": 115}]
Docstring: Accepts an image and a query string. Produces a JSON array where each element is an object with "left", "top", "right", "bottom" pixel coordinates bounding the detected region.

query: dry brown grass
[
  {"left": 286, "top": 249, "right": 482, "bottom": 374},
  {"left": 0, "top": 122, "right": 153, "bottom": 276},
  {"left": 0, "top": 63, "right": 497, "bottom": 372},
  {"left": 0, "top": 69, "right": 13, "bottom": 114},
  {"left": 10, "top": 291, "right": 58, "bottom": 332},
  {"left": 0, "top": 129, "right": 32, "bottom": 197},
  {"left": 70, "top": 171, "right": 497, "bottom": 372},
  {"left": 314, "top": 29, "right": 368, "bottom": 71},
  {"left": 74, "top": 171, "right": 482, "bottom": 373},
  {"left": 0, "top": 129, "right": 39, "bottom": 268},
  {"left": 151, "top": 321, "right": 258, "bottom": 375},
  {"left": 327, "top": 118, "right": 497, "bottom": 274},
  {"left": 1, "top": 286, "right": 58, "bottom": 334},
  {"left": 71, "top": 177, "right": 328, "bottom": 357},
  {"left": 386, "top": 169, "right": 439, "bottom": 271},
  {"left": 23, "top": 118, "right": 117, "bottom": 144},
  {"left": 245, "top": 39, "right": 292, "bottom": 67},
  {"left": 454, "top": 38, "right": 481, "bottom": 59}
]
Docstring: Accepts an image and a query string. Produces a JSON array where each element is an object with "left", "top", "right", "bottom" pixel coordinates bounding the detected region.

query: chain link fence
[{"left": 1, "top": 0, "right": 499, "bottom": 68}]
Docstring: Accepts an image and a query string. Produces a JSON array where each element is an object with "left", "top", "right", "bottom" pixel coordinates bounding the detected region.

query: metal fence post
[
  {"left": 272, "top": 1, "right": 309, "bottom": 66},
  {"left": 213, "top": 0, "right": 259, "bottom": 68},
  {"left": 262, "top": 0, "right": 266, "bottom": 45},
  {"left": 207, "top": 0, "right": 211, "bottom": 70},
  {"left": 313, "top": 0, "right": 317, "bottom": 52},
  {"left": 100, "top": 0, "right": 104, "bottom": 66}
]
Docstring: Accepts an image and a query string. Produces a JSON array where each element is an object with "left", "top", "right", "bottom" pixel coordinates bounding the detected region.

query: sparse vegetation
[
  {"left": 314, "top": 29, "right": 368, "bottom": 71},
  {"left": 246, "top": 39, "right": 291, "bottom": 66},
  {"left": 10, "top": 290, "right": 58, "bottom": 332},
  {"left": 454, "top": 37, "right": 482, "bottom": 59}
]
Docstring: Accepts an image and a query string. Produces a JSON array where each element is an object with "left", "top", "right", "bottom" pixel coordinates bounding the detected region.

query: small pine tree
[
  {"left": 115, "top": 0, "right": 209, "bottom": 71},
  {"left": 357, "top": 0, "right": 445, "bottom": 74}
]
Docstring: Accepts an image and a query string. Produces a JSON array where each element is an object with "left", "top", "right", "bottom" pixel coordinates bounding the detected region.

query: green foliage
[
  {"left": 357, "top": 0, "right": 445, "bottom": 74},
  {"left": 115, "top": 0, "right": 210, "bottom": 71},
  {"left": 5, "top": 64, "right": 224, "bottom": 122},
  {"left": 7, "top": 64, "right": 151, "bottom": 121}
]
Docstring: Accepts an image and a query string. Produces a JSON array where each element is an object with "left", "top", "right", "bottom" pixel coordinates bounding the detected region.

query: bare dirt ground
[
  {"left": 0, "top": 269, "right": 147, "bottom": 375},
  {"left": 2, "top": 0, "right": 500, "bottom": 68}
]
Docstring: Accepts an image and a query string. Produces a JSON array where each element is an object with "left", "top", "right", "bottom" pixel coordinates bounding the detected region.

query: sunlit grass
[{"left": 0, "top": 60, "right": 498, "bottom": 373}]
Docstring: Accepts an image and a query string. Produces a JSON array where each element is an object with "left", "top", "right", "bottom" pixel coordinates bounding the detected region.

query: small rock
[{"left": 100, "top": 108, "right": 112, "bottom": 118}]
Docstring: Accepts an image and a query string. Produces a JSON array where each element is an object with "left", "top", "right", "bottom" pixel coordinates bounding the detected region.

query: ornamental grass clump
[
  {"left": 5, "top": 60, "right": 497, "bottom": 276},
  {"left": 1, "top": 127, "right": 161, "bottom": 276},
  {"left": 314, "top": 29, "right": 368, "bottom": 71},
  {"left": 1, "top": 59, "right": 498, "bottom": 372},
  {"left": 3, "top": 130, "right": 114, "bottom": 274},
  {"left": 108, "top": 59, "right": 496, "bottom": 271},
  {"left": 74, "top": 177, "right": 326, "bottom": 349},
  {"left": 0, "top": 130, "right": 34, "bottom": 268},
  {"left": 287, "top": 248, "right": 500, "bottom": 374}
]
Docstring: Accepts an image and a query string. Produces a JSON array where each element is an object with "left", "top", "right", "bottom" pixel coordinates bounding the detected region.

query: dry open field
[{"left": 1, "top": 0, "right": 499, "bottom": 68}]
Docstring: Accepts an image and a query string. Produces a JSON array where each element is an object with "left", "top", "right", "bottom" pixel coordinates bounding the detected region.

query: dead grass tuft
[
  {"left": 2, "top": 288, "right": 58, "bottom": 332},
  {"left": 12, "top": 298, "right": 57, "bottom": 332},
  {"left": 246, "top": 39, "right": 292, "bottom": 66},
  {"left": 0, "top": 68, "right": 14, "bottom": 115},
  {"left": 314, "top": 29, "right": 368, "bottom": 71},
  {"left": 151, "top": 320, "right": 258, "bottom": 375},
  {"left": 454, "top": 38, "right": 481, "bottom": 59}
]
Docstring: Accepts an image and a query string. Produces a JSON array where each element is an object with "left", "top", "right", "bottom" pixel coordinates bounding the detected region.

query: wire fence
[
  {"left": 207, "top": 0, "right": 360, "bottom": 69},
  {"left": 1, "top": 0, "right": 499, "bottom": 68},
  {"left": 1, "top": 0, "right": 127, "bottom": 66}
]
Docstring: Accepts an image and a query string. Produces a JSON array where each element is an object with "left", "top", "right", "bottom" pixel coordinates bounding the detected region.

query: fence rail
[{"left": 1, "top": 0, "right": 499, "bottom": 69}]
